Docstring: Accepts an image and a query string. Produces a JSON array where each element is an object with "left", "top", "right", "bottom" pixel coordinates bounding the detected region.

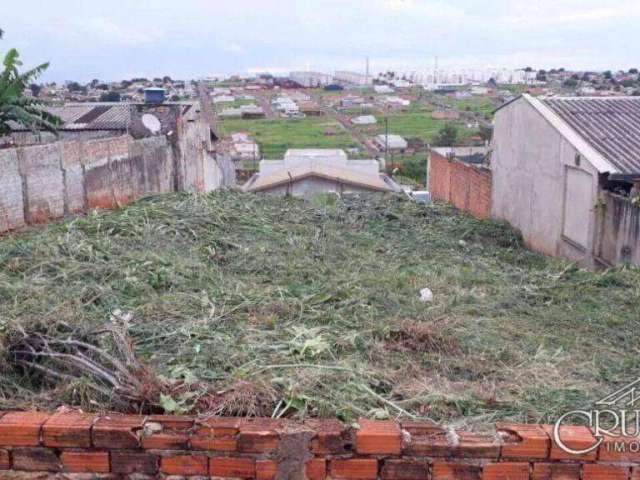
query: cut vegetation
[{"left": 1, "top": 192, "right": 638, "bottom": 426}]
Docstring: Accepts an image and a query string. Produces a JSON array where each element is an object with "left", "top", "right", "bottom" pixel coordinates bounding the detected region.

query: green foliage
[
  {"left": 100, "top": 91, "right": 121, "bottom": 102},
  {"left": 219, "top": 117, "right": 358, "bottom": 158},
  {"left": 434, "top": 123, "right": 459, "bottom": 146},
  {"left": 0, "top": 48, "right": 60, "bottom": 135}
]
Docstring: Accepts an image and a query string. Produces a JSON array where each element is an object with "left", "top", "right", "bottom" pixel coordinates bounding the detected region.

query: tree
[
  {"left": 29, "top": 83, "right": 42, "bottom": 97},
  {"left": 99, "top": 91, "right": 121, "bottom": 102},
  {"left": 563, "top": 78, "right": 578, "bottom": 88},
  {"left": 604, "top": 70, "right": 613, "bottom": 80},
  {"left": 478, "top": 124, "right": 493, "bottom": 143},
  {"left": 0, "top": 46, "right": 60, "bottom": 135},
  {"left": 434, "top": 123, "right": 458, "bottom": 147},
  {"left": 630, "top": 68, "right": 639, "bottom": 74},
  {"left": 67, "top": 81, "right": 83, "bottom": 92}
]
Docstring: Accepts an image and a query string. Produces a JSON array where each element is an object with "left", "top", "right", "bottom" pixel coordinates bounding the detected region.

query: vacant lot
[
  {"left": 219, "top": 117, "right": 359, "bottom": 158},
  {"left": 1, "top": 192, "right": 638, "bottom": 425}
]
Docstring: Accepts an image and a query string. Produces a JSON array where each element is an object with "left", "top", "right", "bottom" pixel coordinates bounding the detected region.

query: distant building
[
  {"left": 242, "top": 149, "right": 401, "bottom": 198},
  {"left": 230, "top": 132, "right": 260, "bottom": 162},
  {"left": 340, "top": 95, "right": 364, "bottom": 108},
  {"left": 334, "top": 71, "right": 373, "bottom": 86},
  {"left": 6, "top": 101, "right": 201, "bottom": 143},
  {"left": 351, "top": 115, "right": 377, "bottom": 125},
  {"left": 374, "top": 85, "right": 394, "bottom": 94},
  {"left": 383, "top": 96, "right": 411, "bottom": 107},
  {"left": 289, "top": 71, "right": 333, "bottom": 88},
  {"left": 374, "top": 134, "right": 408, "bottom": 152}
]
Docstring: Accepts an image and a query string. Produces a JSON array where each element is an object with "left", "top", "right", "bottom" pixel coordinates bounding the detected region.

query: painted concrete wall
[
  {"left": 595, "top": 192, "right": 640, "bottom": 265},
  {"left": 491, "top": 97, "right": 601, "bottom": 264},
  {"left": 0, "top": 120, "right": 224, "bottom": 234}
]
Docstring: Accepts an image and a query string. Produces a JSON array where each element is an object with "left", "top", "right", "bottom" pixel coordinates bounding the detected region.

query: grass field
[
  {"left": 438, "top": 96, "right": 498, "bottom": 119},
  {"left": 219, "top": 117, "right": 359, "bottom": 158},
  {"left": 351, "top": 110, "right": 477, "bottom": 146},
  {"left": 1, "top": 192, "right": 638, "bottom": 425}
]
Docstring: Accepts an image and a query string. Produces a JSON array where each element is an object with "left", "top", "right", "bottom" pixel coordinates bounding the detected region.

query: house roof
[
  {"left": 46, "top": 104, "right": 132, "bottom": 130},
  {"left": 242, "top": 162, "right": 399, "bottom": 193},
  {"left": 497, "top": 95, "right": 640, "bottom": 175},
  {"left": 541, "top": 97, "right": 640, "bottom": 175},
  {"left": 10, "top": 102, "right": 198, "bottom": 133}
]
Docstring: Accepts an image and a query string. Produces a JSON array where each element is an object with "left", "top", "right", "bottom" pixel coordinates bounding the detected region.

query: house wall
[
  {"left": 0, "top": 410, "right": 637, "bottom": 479},
  {"left": 0, "top": 120, "right": 224, "bottom": 235},
  {"left": 262, "top": 177, "right": 379, "bottom": 199},
  {"left": 491, "top": 97, "right": 601, "bottom": 264},
  {"left": 595, "top": 191, "right": 640, "bottom": 265},
  {"left": 428, "top": 151, "right": 492, "bottom": 219}
]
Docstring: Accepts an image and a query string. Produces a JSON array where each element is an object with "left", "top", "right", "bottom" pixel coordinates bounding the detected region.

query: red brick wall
[
  {"left": 0, "top": 411, "right": 635, "bottom": 479},
  {"left": 429, "top": 151, "right": 492, "bottom": 219}
]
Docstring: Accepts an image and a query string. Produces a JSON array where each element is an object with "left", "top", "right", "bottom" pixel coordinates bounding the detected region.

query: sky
[{"left": 2, "top": 0, "right": 639, "bottom": 83}]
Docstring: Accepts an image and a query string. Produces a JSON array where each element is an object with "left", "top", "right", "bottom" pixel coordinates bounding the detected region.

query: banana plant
[{"left": 0, "top": 45, "right": 61, "bottom": 135}]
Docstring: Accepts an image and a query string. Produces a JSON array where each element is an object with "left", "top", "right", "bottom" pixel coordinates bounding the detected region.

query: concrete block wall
[
  {"left": 0, "top": 126, "right": 224, "bottom": 235},
  {"left": 428, "top": 151, "right": 492, "bottom": 220},
  {"left": 0, "top": 149, "right": 25, "bottom": 231},
  {"left": 595, "top": 192, "right": 640, "bottom": 266},
  {"left": 0, "top": 411, "right": 636, "bottom": 479}
]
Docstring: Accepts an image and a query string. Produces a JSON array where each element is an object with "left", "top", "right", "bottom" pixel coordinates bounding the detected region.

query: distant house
[
  {"left": 383, "top": 96, "right": 411, "bottom": 107},
  {"left": 374, "top": 134, "right": 408, "bottom": 152},
  {"left": 340, "top": 95, "right": 364, "bottom": 108},
  {"left": 351, "top": 115, "right": 377, "bottom": 125},
  {"left": 230, "top": 132, "right": 260, "bottom": 162},
  {"left": 242, "top": 149, "right": 401, "bottom": 198},
  {"left": 492, "top": 94, "right": 640, "bottom": 266},
  {"left": 374, "top": 85, "right": 394, "bottom": 94},
  {"left": 6, "top": 101, "right": 200, "bottom": 144}
]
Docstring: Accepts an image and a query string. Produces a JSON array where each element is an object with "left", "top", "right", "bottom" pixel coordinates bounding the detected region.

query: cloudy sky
[{"left": 2, "top": 0, "right": 639, "bottom": 82}]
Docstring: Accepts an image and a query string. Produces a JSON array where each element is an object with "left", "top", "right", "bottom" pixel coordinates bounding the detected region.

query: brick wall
[
  {"left": 428, "top": 151, "right": 492, "bottom": 220},
  {"left": 0, "top": 411, "right": 636, "bottom": 479},
  {"left": 0, "top": 121, "right": 224, "bottom": 235}
]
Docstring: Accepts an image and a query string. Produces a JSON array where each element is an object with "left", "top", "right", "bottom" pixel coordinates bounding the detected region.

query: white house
[
  {"left": 374, "top": 134, "right": 408, "bottom": 152},
  {"left": 491, "top": 94, "right": 640, "bottom": 266},
  {"left": 374, "top": 85, "right": 394, "bottom": 94},
  {"left": 242, "top": 149, "right": 401, "bottom": 198},
  {"left": 351, "top": 115, "right": 377, "bottom": 125}
]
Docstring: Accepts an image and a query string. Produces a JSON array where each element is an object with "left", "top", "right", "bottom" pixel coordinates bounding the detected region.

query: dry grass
[{"left": 0, "top": 191, "right": 639, "bottom": 425}]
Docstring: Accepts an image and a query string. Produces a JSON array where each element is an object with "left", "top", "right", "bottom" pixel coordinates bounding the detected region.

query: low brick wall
[
  {"left": 428, "top": 151, "right": 492, "bottom": 220},
  {"left": 0, "top": 411, "right": 635, "bottom": 479}
]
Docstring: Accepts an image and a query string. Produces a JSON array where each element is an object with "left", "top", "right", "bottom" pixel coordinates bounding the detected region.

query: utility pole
[{"left": 384, "top": 116, "right": 389, "bottom": 165}]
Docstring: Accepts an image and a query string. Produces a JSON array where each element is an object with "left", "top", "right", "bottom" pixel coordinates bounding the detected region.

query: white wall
[{"left": 491, "top": 97, "right": 601, "bottom": 264}]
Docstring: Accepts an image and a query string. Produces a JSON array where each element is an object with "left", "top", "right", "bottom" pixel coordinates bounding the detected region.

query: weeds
[{"left": 0, "top": 191, "right": 639, "bottom": 425}]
